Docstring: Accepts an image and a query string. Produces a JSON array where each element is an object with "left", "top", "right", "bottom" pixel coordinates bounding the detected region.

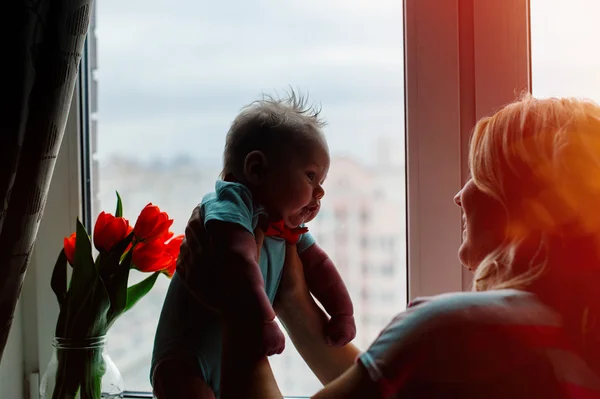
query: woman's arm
[
  {"left": 311, "top": 362, "right": 383, "bottom": 399},
  {"left": 270, "top": 244, "right": 382, "bottom": 398},
  {"left": 222, "top": 242, "right": 381, "bottom": 399},
  {"left": 275, "top": 244, "right": 361, "bottom": 385}
]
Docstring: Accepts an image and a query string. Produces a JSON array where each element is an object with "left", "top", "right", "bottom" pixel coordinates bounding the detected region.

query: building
[{"left": 94, "top": 153, "right": 406, "bottom": 396}]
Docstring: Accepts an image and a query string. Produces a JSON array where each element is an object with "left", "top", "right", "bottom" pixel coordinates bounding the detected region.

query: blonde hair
[
  {"left": 470, "top": 93, "right": 600, "bottom": 291},
  {"left": 221, "top": 89, "right": 326, "bottom": 179}
]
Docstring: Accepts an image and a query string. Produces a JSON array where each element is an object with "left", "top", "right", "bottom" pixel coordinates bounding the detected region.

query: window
[
  {"left": 381, "top": 263, "right": 394, "bottom": 276},
  {"left": 93, "top": 1, "right": 405, "bottom": 396},
  {"left": 530, "top": 0, "right": 600, "bottom": 102},
  {"left": 8, "top": 1, "right": 530, "bottom": 398}
]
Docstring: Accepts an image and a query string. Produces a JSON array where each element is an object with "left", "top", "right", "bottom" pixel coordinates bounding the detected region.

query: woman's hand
[
  {"left": 274, "top": 243, "right": 312, "bottom": 314},
  {"left": 255, "top": 227, "right": 305, "bottom": 313},
  {"left": 273, "top": 244, "right": 361, "bottom": 386}
]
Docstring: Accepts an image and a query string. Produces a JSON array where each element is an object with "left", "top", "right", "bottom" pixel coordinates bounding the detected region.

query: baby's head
[{"left": 222, "top": 91, "right": 330, "bottom": 228}]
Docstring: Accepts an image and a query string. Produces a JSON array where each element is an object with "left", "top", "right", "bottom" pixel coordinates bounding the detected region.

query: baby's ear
[{"left": 243, "top": 150, "right": 267, "bottom": 186}]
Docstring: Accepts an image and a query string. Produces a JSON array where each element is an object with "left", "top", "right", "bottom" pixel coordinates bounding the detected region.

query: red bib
[{"left": 264, "top": 220, "right": 308, "bottom": 244}]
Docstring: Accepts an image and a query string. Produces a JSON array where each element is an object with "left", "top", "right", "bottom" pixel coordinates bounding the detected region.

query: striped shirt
[{"left": 358, "top": 289, "right": 600, "bottom": 398}]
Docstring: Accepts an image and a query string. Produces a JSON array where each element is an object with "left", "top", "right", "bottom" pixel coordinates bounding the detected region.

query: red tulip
[
  {"left": 163, "top": 235, "right": 184, "bottom": 277},
  {"left": 132, "top": 234, "right": 183, "bottom": 277},
  {"left": 132, "top": 240, "right": 170, "bottom": 272},
  {"left": 133, "top": 204, "right": 173, "bottom": 242},
  {"left": 93, "top": 212, "right": 132, "bottom": 252},
  {"left": 162, "top": 230, "right": 174, "bottom": 242},
  {"left": 63, "top": 233, "right": 77, "bottom": 265}
]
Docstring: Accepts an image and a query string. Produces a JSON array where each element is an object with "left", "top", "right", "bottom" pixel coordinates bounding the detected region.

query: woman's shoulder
[
  {"left": 410, "top": 287, "right": 537, "bottom": 307},
  {"left": 360, "top": 290, "right": 565, "bottom": 397},
  {"left": 389, "top": 289, "right": 560, "bottom": 335}
]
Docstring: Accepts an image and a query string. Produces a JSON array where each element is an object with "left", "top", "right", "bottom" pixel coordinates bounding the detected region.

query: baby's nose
[
  {"left": 314, "top": 186, "right": 325, "bottom": 199},
  {"left": 307, "top": 202, "right": 320, "bottom": 212}
]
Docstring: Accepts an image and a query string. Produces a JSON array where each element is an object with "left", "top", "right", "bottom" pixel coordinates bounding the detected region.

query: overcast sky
[
  {"left": 531, "top": 0, "right": 600, "bottom": 99},
  {"left": 94, "top": 0, "right": 405, "bottom": 165},
  {"left": 93, "top": 0, "right": 600, "bottom": 164}
]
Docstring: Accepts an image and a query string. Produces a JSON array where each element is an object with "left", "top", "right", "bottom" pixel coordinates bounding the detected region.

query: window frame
[
  {"left": 405, "top": 0, "right": 530, "bottom": 298},
  {"left": 2, "top": 1, "right": 530, "bottom": 397}
]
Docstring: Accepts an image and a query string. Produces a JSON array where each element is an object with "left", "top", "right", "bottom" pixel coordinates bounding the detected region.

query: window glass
[{"left": 91, "top": 1, "right": 406, "bottom": 395}]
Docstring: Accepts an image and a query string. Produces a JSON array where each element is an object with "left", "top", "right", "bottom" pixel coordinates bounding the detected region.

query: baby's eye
[{"left": 306, "top": 172, "right": 316, "bottom": 181}]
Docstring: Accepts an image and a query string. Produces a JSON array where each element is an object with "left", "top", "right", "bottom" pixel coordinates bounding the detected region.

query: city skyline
[{"left": 98, "top": 151, "right": 407, "bottom": 395}]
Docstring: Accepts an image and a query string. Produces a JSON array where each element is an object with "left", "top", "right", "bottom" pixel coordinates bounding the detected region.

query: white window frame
[{"left": 1, "top": 1, "right": 529, "bottom": 397}]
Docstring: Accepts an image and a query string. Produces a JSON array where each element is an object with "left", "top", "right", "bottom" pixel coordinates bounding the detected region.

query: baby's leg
[
  {"left": 153, "top": 358, "right": 215, "bottom": 399},
  {"left": 152, "top": 271, "right": 224, "bottom": 397},
  {"left": 220, "top": 318, "right": 283, "bottom": 399}
]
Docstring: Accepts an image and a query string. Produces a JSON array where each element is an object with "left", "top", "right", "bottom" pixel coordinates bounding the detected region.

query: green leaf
[
  {"left": 115, "top": 191, "right": 123, "bottom": 218},
  {"left": 61, "top": 218, "right": 98, "bottom": 338},
  {"left": 54, "top": 307, "right": 68, "bottom": 338},
  {"left": 106, "top": 249, "right": 133, "bottom": 327},
  {"left": 51, "top": 247, "right": 69, "bottom": 340},
  {"left": 51, "top": 249, "right": 68, "bottom": 307},
  {"left": 124, "top": 272, "right": 160, "bottom": 313},
  {"left": 101, "top": 233, "right": 134, "bottom": 324},
  {"left": 100, "top": 232, "right": 134, "bottom": 279},
  {"left": 107, "top": 271, "right": 160, "bottom": 328},
  {"left": 86, "top": 276, "right": 111, "bottom": 337}
]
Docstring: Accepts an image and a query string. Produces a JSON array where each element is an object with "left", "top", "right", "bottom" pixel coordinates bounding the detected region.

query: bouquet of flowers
[{"left": 44, "top": 193, "right": 183, "bottom": 399}]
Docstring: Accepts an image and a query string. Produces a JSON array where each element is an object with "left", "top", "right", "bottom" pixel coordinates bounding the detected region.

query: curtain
[{"left": 0, "top": 0, "right": 93, "bottom": 361}]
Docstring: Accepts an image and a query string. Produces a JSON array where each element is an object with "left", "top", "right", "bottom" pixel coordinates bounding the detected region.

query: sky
[
  {"left": 94, "top": 0, "right": 405, "bottom": 165},
  {"left": 530, "top": 0, "right": 600, "bottom": 99},
  {"left": 92, "top": 0, "right": 600, "bottom": 167}
]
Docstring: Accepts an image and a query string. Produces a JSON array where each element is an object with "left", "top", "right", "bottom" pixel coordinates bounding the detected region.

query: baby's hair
[{"left": 221, "top": 88, "right": 327, "bottom": 179}]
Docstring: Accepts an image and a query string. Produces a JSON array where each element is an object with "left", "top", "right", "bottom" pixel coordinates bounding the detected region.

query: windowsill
[
  {"left": 123, "top": 392, "right": 310, "bottom": 399},
  {"left": 123, "top": 392, "right": 153, "bottom": 398}
]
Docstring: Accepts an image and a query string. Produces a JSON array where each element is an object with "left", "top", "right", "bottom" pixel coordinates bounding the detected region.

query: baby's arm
[
  {"left": 208, "top": 220, "right": 285, "bottom": 356},
  {"left": 300, "top": 243, "right": 356, "bottom": 346}
]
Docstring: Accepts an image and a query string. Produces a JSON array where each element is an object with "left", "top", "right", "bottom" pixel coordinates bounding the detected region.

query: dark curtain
[{"left": 0, "top": 0, "right": 93, "bottom": 361}]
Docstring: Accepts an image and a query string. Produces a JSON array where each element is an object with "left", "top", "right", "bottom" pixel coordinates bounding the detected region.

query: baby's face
[{"left": 262, "top": 139, "right": 329, "bottom": 228}]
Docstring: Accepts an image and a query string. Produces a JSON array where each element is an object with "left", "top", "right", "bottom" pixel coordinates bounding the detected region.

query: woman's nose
[{"left": 454, "top": 190, "right": 462, "bottom": 207}]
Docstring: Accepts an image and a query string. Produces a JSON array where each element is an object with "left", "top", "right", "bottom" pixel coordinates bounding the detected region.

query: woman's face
[{"left": 454, "top": 179, "right": 506, "bottom": 270}]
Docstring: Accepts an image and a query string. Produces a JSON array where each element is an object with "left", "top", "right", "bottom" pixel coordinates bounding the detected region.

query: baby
[{"left": 151, "top": 92, "right": 355, "bottom": 398}]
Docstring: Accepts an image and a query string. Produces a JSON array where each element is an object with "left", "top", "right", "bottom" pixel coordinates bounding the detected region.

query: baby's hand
[
  {"left": 260, "top": 319, "right": 286, "bottom": 356},
  {"left": 325, "top": 314, "right": 356, "bottom": 347}
]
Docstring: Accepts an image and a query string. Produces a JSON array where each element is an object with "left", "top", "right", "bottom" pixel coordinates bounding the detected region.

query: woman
[{"left": 161, "top": 94, "right": 600, "bottom": 398}]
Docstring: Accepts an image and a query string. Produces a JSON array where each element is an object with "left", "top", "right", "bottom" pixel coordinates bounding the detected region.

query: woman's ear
[{"left": 243, "top": 150, "right": 267, "bottom": 186}]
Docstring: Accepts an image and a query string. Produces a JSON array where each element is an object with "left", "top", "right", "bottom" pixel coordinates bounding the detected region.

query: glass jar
[{"left": 39, "top": 336, "right": 124, "bottom": 399}]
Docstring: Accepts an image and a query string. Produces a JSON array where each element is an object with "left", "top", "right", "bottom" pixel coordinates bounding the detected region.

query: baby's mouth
[
  {"left": 300, "top": 208, "right": 313, "bottom": 219},
  {"left": 294, "top": 203, "right": 320, "bottom": 224},
  {"left": 305, "top": 203, "right": 320, "bottom": 214}
]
